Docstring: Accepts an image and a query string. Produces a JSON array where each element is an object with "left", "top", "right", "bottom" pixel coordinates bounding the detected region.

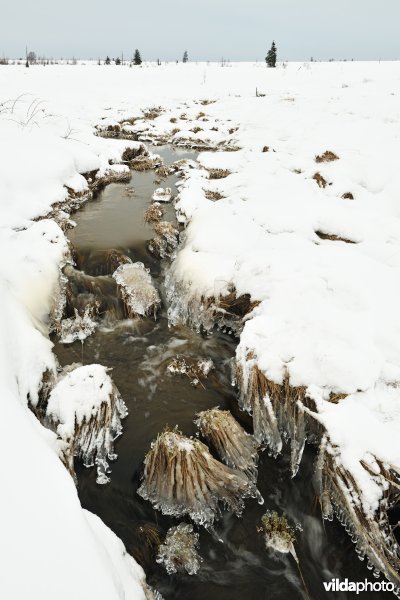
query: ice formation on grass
[
  {"left": 148, "top": 221, "right": 179, "bottom": 259},
  {"left": 167, "top": 355, "right": 214, "bottom": 387},
  {"left": 152, "top": 187, "right": 172, "bottom": 202},
  {"left": 156, "top": 523, "right": 202, "bottom": 575},
  {"left": 195, "top": 408, "right": 259, "bottom": 481},
  {"left": 257, "top": 510, "right": 297, "bottom": 558},
  {"left": 137, "top": 428, "right": 261, "bottom": 526},
  {"left": 60, "top": 305, "right": 98, "bottom": 343},
  {"left": 113, "top": 262, "right": 160, "bottom": 318},
  {"left": 46, "top": 364, "right": 128, "bottom": 484}
]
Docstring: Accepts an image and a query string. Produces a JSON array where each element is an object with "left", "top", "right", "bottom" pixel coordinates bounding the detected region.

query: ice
[
  {"left": 59, "top": 305, "right": 98, "bottom": 343},
  {"left": 113, "top": 262, "right": 160, "bottom": 318},
  {"left": 156, "top": 524, "right": 202, "bottom": 575}
]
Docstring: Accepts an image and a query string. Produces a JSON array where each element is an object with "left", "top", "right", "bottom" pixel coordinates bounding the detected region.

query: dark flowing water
[{"left": 53, "top": 145, "right": 392, "bottom": 599}]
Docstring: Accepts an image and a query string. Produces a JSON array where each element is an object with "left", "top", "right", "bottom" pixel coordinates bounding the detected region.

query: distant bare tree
[{"left": 27, "top": 51, "right": 37, "bottom": 64}]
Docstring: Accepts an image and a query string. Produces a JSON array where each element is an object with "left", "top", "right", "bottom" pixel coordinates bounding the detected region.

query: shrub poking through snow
[
  {"left": 137, "top": 427, "right": 261, "bottom": 526},
  {"left": 113, "top": 262, "right": 160, "bottom": 318},
  {"left": 342, "top": 191, "right": 354, "bottom": 199},
  {"left": 142, "top": 106, "right": 162, "bottom": 120},
  {"left": 195, "top": 408, "right": 259, "bottom": 481},
  {"left": 144, "top": 203, "right": 165, "bottom": 223},
  {"left": 46, "top": 364, "right": 128, "bottom": 484},
  {"left": 315, "top": 231, "right": 356, "bottom": 243},
  {"left": 167, "top": 356, "right": 214, "bottom": 387},
  {"left": 208, "top": 168, "right": 231, "bottom": 179},
  {"left": 315, "top": 150, "right": 339, "bottom": 163},
  {"left": 312, "top": 172, "right": 329, "bottom": 188},
  {"left": 148, "top": 222, "right": 179, "bottom": 259},
  {"left": 204, "top": 189, "right": 225, "bottom": 201},
  {"left": 156, "top": 524, "right": 202, "bottom": 575}
]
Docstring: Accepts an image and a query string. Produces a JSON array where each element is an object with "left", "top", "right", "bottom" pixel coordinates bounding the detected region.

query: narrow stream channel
[{"left": 52, "top": 145, "right": 390, "bottom": 599}]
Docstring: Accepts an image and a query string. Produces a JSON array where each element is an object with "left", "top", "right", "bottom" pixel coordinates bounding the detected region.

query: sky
[{"left": 0, "top": 0, "right": 399, "bottom": 62}]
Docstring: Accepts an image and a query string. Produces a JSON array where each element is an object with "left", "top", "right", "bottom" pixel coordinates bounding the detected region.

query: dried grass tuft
[
  {"left": 316, "top": 231, "right": 355, "bottom": 244},
  {"left": 208, "top": 168, "right": 231, "bottom": 180},
  {"left": 204, "top": 190, "right": 225, "bottom": 201},
  {"left": 315, "top": 150, "right": 339, "bottom": 163},
  {"left": 144, "top": 203, "right": 165, "bottom": 224},
  {"left": 313, "top": 172, "right": 329, "bottom": 188},
  {"left": 196, "top": 408, "right": 258, "bottom": 480},
  {"left": 342, "top": 192, "right": 354, "bottom": 200},
  {"left": 190, "top": 126, "right": 203, "bottom": 134},
  {"left": 131, "top": 157, "right": 159, "bottom": 171},
  {"left": 142, "top": 107, "right": 162, "bottom": 120},
  {"left": 137, "top": 427, "right": 260, "bottom": 525}
]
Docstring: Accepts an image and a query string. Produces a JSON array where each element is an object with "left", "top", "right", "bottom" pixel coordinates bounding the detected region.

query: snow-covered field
[{"left": 1, "top": 60, "right": 400, "bottom": 595}]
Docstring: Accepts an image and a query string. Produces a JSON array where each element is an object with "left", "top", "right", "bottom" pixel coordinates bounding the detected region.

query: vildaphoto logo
[{"left": 323, "top": 579, "right": 395, "bottom": 594}]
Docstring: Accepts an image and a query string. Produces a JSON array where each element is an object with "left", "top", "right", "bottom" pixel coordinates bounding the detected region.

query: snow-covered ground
[{"left": 1, "top": 61, "right": 400, "bottom": 594}]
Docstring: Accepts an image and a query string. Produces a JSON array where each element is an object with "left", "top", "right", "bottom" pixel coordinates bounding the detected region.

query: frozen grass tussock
[
  {"left": 156, "top": 523, "right": 202, "bottom": 575},
  {"left": 113, "top": 262, "right": 160, "bottom": 318},
  {"left": 148, "top": 221, "right": 179, "bottom": 259},
  {"left": 195, "top": 408, "right": 259, "bottom": 481},
  {"left": 46, "top": 364, "right": 128, "bottom": 484},
  {"left": 138, "top": 428, "right": 261, "bottom": 526}
]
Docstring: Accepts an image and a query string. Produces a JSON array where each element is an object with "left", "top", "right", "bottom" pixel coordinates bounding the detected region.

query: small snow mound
[{"left": 152, "top": 187, "right": 172, "bottom": 202}]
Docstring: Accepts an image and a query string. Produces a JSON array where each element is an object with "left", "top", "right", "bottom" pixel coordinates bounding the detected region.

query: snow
[{"left": 1, "top": 60, "right": 400, "bottom": 596}]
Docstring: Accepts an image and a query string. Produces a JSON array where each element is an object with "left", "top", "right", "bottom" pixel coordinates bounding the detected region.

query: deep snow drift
[{"left": 1, "top": 60, "right": 400, "bottom": 595}]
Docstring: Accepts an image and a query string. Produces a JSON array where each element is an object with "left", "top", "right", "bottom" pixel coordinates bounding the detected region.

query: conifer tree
[
  {"left": 265, "top": 41, "right": 277, "bottom": 68},
  {"left": 134, "top": 49, "right": 142, "bottom": 65},
  {"left": 105, "top": 56, "right": 111, "bottom": 65},
  {"left": 183, "top": 50, "right": 188, "bottom": 63}
]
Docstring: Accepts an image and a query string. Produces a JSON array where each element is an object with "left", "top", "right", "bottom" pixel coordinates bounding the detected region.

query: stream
[{"left": 52, "top": 145, "right": 391, "bottom": 599}]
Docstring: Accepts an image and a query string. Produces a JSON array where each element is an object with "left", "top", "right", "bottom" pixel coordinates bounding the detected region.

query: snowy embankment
[
  {"left": 161, "top": 63, "right": 400, "bottom": 583},
  {"left": 1, "top": 61, "right": 400, "bottom": 594}
]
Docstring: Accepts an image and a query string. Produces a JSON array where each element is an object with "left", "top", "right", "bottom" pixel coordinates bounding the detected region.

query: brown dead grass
[
  {"left": 208, "top": 168, "right": 231, "bottom": 179},
  {"left": 142, "top": 107, "right": 162, "bottom": 120},
  {"left": 315, "top": 151, "right": 339, "bottom": 163},
  {"left": 313, "top": 172, "right": 329, "bottom": 188},
  {"left": 131, "top": 157, "right": 158, "bottom": 171},
  {"left": 144, "top": 203, "right": 165, "bottom": 223},
  {"left": 316, "top": 231, "right": 355, "bottom": 244},
  {"left": 204, "top": 190, "right": 225, "bottom": 201},
  {"left": 190, "top": 126, "right": 203, "bottom": 134}
]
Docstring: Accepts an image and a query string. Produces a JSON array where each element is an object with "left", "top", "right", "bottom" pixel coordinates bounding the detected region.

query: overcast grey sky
[{"left": 1, "top": 0, "right": 399, "bottom": 61}]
